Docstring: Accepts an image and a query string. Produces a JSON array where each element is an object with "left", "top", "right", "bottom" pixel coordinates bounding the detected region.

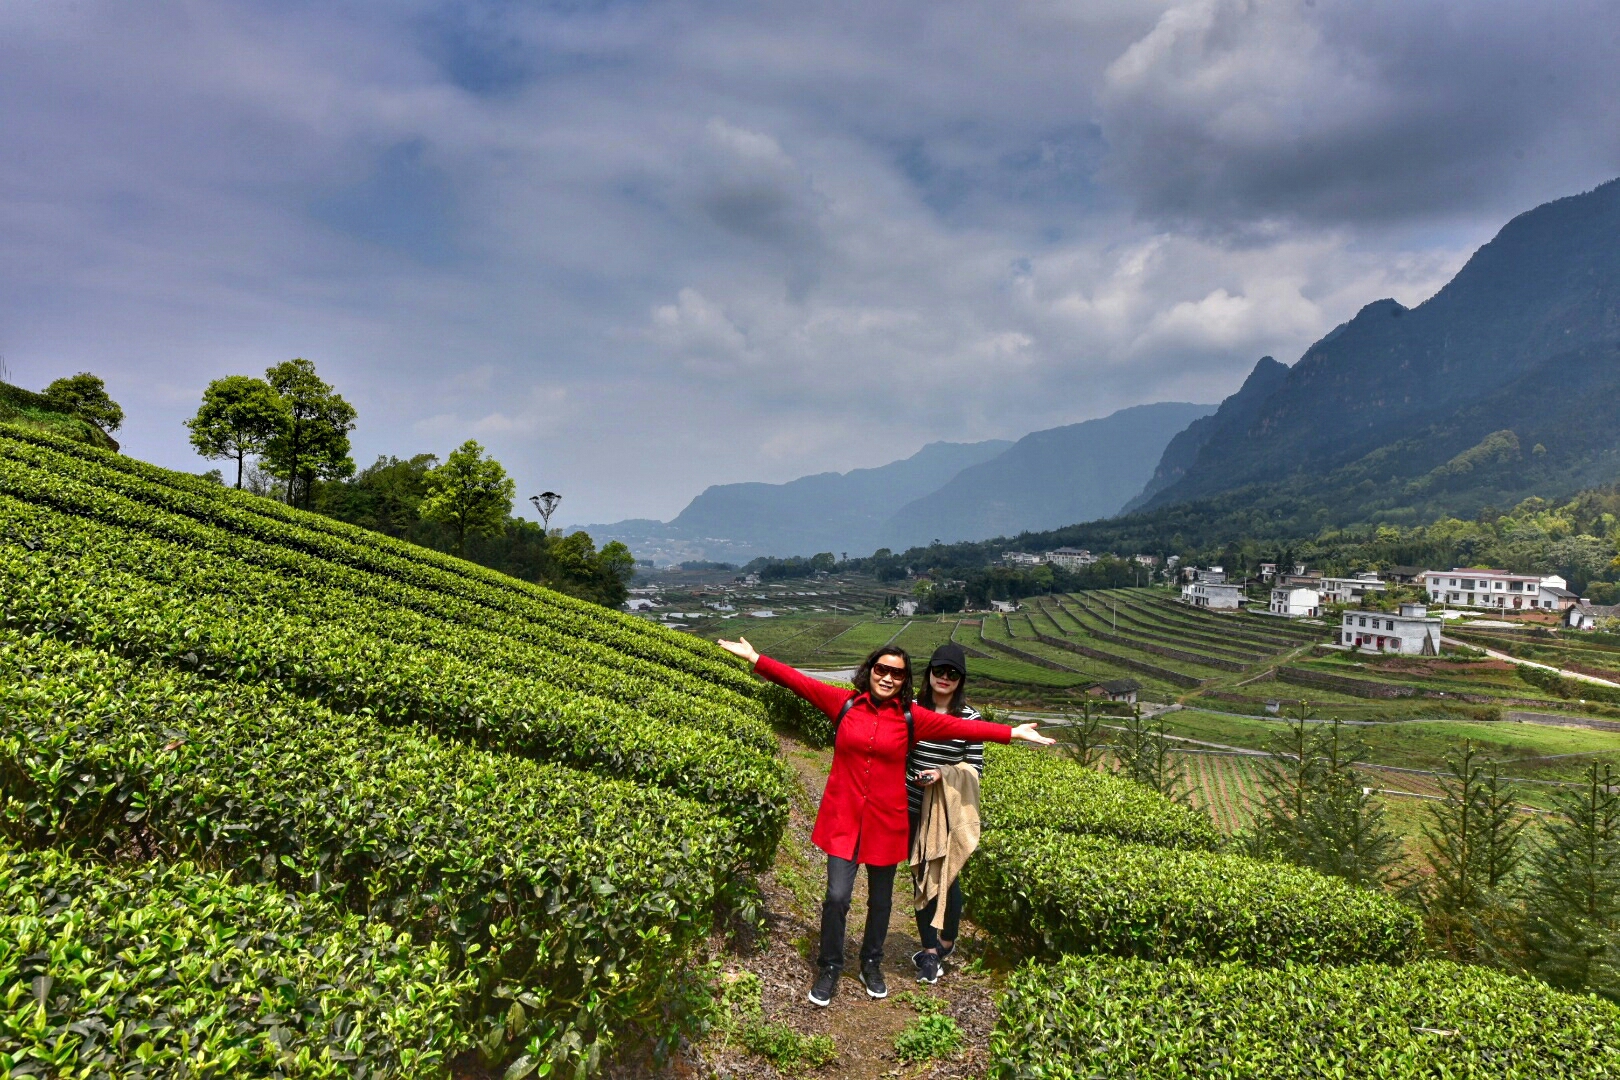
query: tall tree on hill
[
  {"left": 185, "top": 375, "right": 289, "bottom": 489},
  {"left": 262, "top": 359, "right": 356, "bottom": 508},
  {"left": 1521, "top": 761, "right": 1620, "bottom": 999},
  {"left": 43, "top": 372, "right": 124, "bottom": 434},
  {"left": 419, "top": 440, "right": 516, "bottom": 556}
]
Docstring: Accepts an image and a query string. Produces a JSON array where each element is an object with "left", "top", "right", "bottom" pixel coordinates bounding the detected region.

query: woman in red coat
[{"left": 717, "top": 635, "right": 1053, "bottom": 1006}]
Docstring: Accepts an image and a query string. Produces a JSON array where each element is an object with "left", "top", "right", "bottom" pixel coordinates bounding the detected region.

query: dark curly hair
[{"left": 852, "top": 645, "right": 914, "bottom": 707}]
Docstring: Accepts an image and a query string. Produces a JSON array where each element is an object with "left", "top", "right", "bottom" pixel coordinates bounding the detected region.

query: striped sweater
[{"left": 905, "top": 704, "right": 985, "bottom": 821}]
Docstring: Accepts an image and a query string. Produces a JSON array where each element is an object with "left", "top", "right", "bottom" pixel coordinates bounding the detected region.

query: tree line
[{"left": 183, "top": 359, "right": 634, "bottom": 608}]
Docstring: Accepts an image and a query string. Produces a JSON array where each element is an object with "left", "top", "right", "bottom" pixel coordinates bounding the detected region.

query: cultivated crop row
[
  {"left": 990, "top": 956, "right": 1620, "bottom": 1078},
  {"left": 0, "top": 500, "right": 790, "bottom": 862},
  {"left": 0, "top": 428, "right": 759, "bottom": 700},
  {"left": 1, "top": 844, "right": 472, "bottom": 1076},
  {"left": 1, "top": 631, "right": 732, "bottom": 1074}
]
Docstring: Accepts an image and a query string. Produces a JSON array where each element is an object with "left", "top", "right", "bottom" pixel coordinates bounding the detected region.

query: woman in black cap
[{"left": 907, "top": 641, "right": 983, "bottom": 984}]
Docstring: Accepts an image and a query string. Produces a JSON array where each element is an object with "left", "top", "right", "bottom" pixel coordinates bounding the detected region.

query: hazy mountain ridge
[
  {"left": 880, "top": 402, "right": 1216, "bottom": 550},
  {"left": 579, "top": 403, "right": 1213, "bottom": 562}
]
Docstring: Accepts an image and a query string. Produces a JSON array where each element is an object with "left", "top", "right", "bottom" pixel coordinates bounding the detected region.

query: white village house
[
  {"left": 1566, "top": 603, "right": 1620, "bottom": 631},
  {"left": 1269, "top": 585, "right": 1321, "bottom": 618},
  {"left": 1421, "top": 569, "right": 1574, "bottom": 612},
  {"left": 1318, "top": 572, "right": 1387, "bottom": 605},
  {"left": 1181, "top": 581, "right": 1245, "bottom": 610},
  {"left": 1045, "top": 547, "right": 1098, "bottom": 570},
  {"left": 1341, "top": 602, "right": 1443, "bottom": 655}
]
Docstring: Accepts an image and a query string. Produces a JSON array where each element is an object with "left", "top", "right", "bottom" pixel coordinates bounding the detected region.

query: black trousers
[
  {"left": 915, "top": 877, "right": 964, "bottom": 951},
  {"left": 817, "top": 855, "right": 896, "bottom": 970}
]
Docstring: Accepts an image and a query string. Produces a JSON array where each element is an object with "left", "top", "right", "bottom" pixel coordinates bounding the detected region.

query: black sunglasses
[
  {"left": 870, "top": 661, "right": 908, "bottom": 681},
  {"left": 929, "top": 666, "right": 963, "bottom": 681}
]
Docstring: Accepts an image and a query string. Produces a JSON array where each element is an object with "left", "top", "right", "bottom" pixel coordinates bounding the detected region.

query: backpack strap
[
  {"left": 834, "top": 695, "right": 857, "bottom": 734},
  {"left": 833, "top": 695, "right": 916, "bottom": 745}
]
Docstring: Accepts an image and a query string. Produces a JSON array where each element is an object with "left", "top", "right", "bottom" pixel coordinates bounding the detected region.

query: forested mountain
[
  {"left": 1121, "top": 358, "right": 1287, "bottom": 513},
  {"left": 1139, "top": 177, "right": 1620, "bottom": 515},
  {"left": 881, "top": 402, "right": 1215, "bottom": 549}
]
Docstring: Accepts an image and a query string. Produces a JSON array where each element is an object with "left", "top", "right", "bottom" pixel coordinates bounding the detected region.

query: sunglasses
[
  {"left": 929, "top": 666, "right": 963, "bottom": 682},
  {"left": 870, "top": 662, "right": 908, "bottom": 681}
]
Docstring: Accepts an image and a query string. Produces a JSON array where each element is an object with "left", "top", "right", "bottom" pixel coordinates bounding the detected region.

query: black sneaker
[
  {"left": 807, "top": 965, "right": 839, "bottom": 1007},
  {"left": 914, "top": 950, "right": 941, "bottom": 984},
  {"left": 860, "top": 960, "right": 888, "bottom": 999},
  {"left": 937, "top": 941, "right": 955, "bottom": 962}
]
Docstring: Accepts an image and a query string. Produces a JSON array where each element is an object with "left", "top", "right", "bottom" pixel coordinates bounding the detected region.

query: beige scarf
[{"left": 910, "top": 762, "right": 982, "bottom": 930}]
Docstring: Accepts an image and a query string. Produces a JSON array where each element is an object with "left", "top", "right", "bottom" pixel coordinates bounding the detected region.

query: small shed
[{"left": 1090, "top": 678, "right": 1142, "bottom": 704}]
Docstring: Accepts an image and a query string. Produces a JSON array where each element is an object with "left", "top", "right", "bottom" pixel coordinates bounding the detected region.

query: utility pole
[{"left": 529, "top": 491, "right": 561, "bottom": 535}]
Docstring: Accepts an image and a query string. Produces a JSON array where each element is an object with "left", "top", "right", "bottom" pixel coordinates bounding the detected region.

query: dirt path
[
  {"left": 672, "top": 731, "right": 1005, "bottom": 1078},
  {"left": 1443, "top": 636, "right": 1620, "bottom": 688}
]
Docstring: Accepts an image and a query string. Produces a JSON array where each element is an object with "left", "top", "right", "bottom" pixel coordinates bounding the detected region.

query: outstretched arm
[
  {"left": 912, "top": 705, "right": 1055, "bottom": 747},
  {"left": 717, "top": 637, "right": 852, "bottom": 719}
]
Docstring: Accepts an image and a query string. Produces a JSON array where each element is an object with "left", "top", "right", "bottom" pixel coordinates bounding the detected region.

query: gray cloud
[{"left": 0, "top": 0, "right": 1616, "bottom": 525}]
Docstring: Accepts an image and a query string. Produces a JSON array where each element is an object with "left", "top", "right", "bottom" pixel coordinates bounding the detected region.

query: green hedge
[
  {"left": 0, "top": 845, "right": 472, "bottom": 1077},
  {"left": 980, "top": 745, "right": 1221, "bottom": 851},
  {"left": 962, "top": 828, "right": 1421, "bottom": 966},
  {"left": 989, "top": 956, "right": 1620, "bottom": 1079},
  {"left": 0, "top": 632, "right": 731, "bottom": 1073},
  {"left": 0, "top": 497, "right": 789, "bottom": 861}
]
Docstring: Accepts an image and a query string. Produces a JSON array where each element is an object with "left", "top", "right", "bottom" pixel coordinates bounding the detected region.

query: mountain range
[
  {"left": 973, "top": 176, "right": 1620, "bottom": 555},
  {"left": 577, "top": 402, "right": 1212, "bottom": 563},
  {"left": 587, "top": 175, "right": 1620, "bottom": 564}
]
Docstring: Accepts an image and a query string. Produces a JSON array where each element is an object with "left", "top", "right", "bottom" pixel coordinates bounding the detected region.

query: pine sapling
[
  {"left": 1114, "top": 704, "right": 1187, "bottom": 803},
  {"left": 1304, "top": 718, "right": 1407, "bottom": 890},
  {"left": 1422, "top": 741, "right": 1526, "bottom": 960},
  {"left": 1522, "top": 761, "right": 1620, "bottom": 999},
  {"left": 1062, "top": 699, "right": 1104, "bottom": 769},
  {"left": 1251, "top": 702, "right": 1322, "bottom": 862}
]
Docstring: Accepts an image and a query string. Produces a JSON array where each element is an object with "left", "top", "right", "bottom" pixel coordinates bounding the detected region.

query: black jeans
[
  {"left": 818, "top": 855, "right": 896, "bottom": 970},
  {"left": 915, "top": 877, "right": 964, "bottom": 951}
]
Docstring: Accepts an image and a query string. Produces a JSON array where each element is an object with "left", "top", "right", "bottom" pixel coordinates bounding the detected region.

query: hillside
[
  {"left": 0, "top": 420, "right": 801, "bottom": 1075},
  {"left": 880, "top": 402, "right": 1215, "bottom": 550},
  {"left": 1140, "top": 177, "right": 1620, "bottom": 516},
  {"left": 0, "top": 379, "right": 119, "bottom": 451}
]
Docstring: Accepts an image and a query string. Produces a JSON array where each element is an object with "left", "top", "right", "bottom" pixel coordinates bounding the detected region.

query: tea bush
[
  {"left": 980, "top": 745, "right": 1220, "bottom": 851},
  {"left": 963, "top": 827, "right": 1421, "bottom": 966},
  {"left": 0, "top": 844, "right": 472, "bottom": 1077},
  {"left": 0, "top": 498, "right": 788, "bottom": 861},
  {"left": 0, "top": 632, "right": 734, "bottom": 1073},
  {"left": 989, "top": 955, "right": 1620, "bottom": 1079}
]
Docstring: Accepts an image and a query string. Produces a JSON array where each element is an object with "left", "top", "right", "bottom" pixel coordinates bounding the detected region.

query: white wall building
[
  {"left": 1269, "top": 586, "right": 1321, "bottom": 618},
  {"left": 989, "top": 599, "right": 1019, "bottom": 613},
  {"left": 1182, "top": 581, "right": 1245, "bottom": 610},
  {"left": 1422, "top": 569, "right": 1564, "bottom": 611},
  {"left": 1045, "top": 547, "right": 1097, "bottom": 570},
  {"left": 1341, "top": 603, "right": 1442, "bottom": 655},
  {"left": 1319, "top": 573, "right": 1388, "bottom": 604},
  {"left": 1001, "top": 551, "right": 1044, "bottom": 567}
]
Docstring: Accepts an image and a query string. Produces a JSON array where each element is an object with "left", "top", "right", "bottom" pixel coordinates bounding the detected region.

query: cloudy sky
[{"left": 3, "top": 1, "right": 1617, "bottom": 524}]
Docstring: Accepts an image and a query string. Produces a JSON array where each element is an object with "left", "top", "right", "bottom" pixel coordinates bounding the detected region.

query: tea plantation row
[
  {"left": 968, "top": 742, "right": 1620, "bottom": 1074},
  {"left": 0, "top": 424, "right": 790, "bottom": 1076}
]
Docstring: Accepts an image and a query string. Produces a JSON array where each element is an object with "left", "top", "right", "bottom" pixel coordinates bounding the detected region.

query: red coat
[{"left": 754, "top": 655, "right": 1011, "bottom": 865}]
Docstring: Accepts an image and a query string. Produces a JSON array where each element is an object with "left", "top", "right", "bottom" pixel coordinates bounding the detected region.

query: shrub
[
  {"left": 989, "top": 955, "right": 1620, "bottom": 1079},
  {"left": 980, "top": 745, "right": 1220, "bottom": 851},
  {"left": 0, "top": 632, "right": 733, "bottom": 1074},
  {"left": 962, "top": 827, "right": 1422, "bottom": 966},
  {"left": 0, "top": 844, "right": 472, "bottom": 1077},
  {"left": 893, "top": 1013, "right": 963, "bottom": 1062}
]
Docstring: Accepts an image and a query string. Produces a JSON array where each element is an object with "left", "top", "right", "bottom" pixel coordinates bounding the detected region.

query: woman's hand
[
  {"left": 716, "top": 637, "right": 760, "bottom": 666},
  {"left": 1010, "top": 722, "right": 1055, "bottom": 746}
]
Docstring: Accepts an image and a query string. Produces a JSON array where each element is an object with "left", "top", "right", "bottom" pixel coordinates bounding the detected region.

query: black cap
[{"left": 928, "top": 642, "right": 968, "bottom": 676}]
